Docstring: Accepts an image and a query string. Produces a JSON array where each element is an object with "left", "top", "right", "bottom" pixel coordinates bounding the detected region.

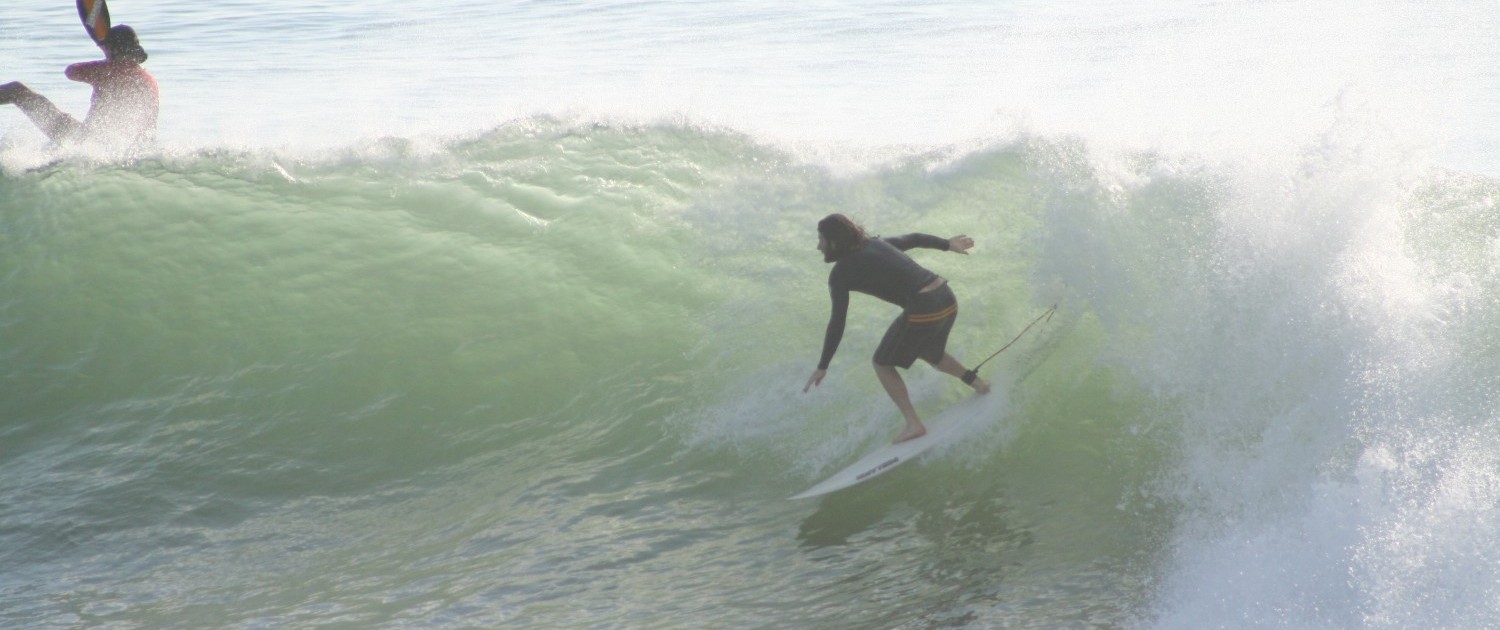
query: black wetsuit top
[{"left": 817, "top": 233, "right": 950, "bottom": 370}]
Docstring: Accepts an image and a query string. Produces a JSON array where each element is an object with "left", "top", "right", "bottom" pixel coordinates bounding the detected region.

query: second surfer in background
[
  {"left": 803, "top": 213, "right": 991, "bottom": 443},
  {"left": 0, "top": 25, "right": 158, "bottom": 149}
]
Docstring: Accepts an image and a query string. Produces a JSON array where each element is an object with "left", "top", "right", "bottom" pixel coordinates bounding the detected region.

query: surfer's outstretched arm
[
  {"left": 0, "top": 82, "right": 83, "bottom": 143},
  {"left": 803, "top": 368, "right": 826, "bottom": 392}
]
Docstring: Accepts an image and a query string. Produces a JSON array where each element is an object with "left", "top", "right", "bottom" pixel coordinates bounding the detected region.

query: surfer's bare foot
[
  {"left": 971, "top": 376, "right": 991, "bottom": 395},
  {"left": 894, "top": 424, "right": 927, "bottom": 444}
]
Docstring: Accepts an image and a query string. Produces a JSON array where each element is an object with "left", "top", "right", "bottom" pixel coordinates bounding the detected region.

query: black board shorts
[{"left": 873, "top": 284, "right": 957, "bottom": 368}]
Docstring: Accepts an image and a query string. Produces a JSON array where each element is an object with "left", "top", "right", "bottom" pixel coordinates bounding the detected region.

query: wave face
[{"left": 3, "top": 119, "right": 1499, "bottom": 628}]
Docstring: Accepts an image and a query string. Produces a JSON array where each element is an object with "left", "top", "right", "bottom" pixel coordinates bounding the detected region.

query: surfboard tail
[{"left": 77, "top": 0, "right": 112, "bottom": 44}]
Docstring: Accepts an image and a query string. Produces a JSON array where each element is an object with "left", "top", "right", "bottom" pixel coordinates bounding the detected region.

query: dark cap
[{"left": 103, "top": 24, "right": 147, "bottom": 63}]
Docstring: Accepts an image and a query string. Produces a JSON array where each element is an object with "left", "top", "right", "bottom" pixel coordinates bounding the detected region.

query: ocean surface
[{"left": 4, "top": 1, "right": 1500, "bottom": 628}]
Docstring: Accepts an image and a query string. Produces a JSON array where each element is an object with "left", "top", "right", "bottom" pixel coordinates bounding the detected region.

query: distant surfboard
[
  {"left": 77, "top": 0, "right": 111, "bottom": 44},
  {"left": 789, "top": 394, "right": 990, "bottom": 500}
]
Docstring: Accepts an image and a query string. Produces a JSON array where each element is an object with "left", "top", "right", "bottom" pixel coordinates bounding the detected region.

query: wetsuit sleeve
[
  {"left": 64, "top": 61, "right": 110, "bottom": 84},
  {"left": 884, "top": 233, "right": 950, "bottom": 252},
  {"left": 817, "top": 281, "right": 851, "bottom": 370}
]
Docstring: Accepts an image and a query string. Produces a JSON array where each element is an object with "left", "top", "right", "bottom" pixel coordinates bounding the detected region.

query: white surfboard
[{"left": 789, "top": 394, "right": 990, "bottom": 500}]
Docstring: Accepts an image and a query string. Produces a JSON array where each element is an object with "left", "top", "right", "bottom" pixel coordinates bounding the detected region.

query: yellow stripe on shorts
[{"left": 907, "top": 303, "right": 957, "bottom": 324}]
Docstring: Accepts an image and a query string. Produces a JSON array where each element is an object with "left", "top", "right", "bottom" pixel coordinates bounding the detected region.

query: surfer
[
  {"left": 0, "top": 25, "right": 158, "bottom": 148},
  {"left": 803, "top": 213, "right": 990, "bottom": 443}
]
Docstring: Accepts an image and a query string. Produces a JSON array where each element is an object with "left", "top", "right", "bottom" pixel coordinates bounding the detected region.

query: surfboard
[
  {"left": 789, "top": 394, "right": 990, "bottom": 500},
  {"left": 77, "top": 0, "right": 111, "bottom": 44}
]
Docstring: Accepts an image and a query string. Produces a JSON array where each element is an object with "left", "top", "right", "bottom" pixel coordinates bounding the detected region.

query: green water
[{"left": 12, "top": 119, "right": 1499, "bottom": 628}]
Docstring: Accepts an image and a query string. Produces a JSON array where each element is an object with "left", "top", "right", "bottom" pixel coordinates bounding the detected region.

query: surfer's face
[{"left": 818, "top": 236, "right": 836, "bottom": 263}]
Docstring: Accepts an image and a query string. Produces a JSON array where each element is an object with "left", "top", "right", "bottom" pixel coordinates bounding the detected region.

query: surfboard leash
[{"left": 961, "top": 303, "right": 1058, "bottom": 385}]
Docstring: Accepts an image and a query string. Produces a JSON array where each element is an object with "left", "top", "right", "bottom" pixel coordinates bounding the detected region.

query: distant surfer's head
[
  {"left": 103, "top": 25, "right": 147, "bottom": 64},
  {"left": 817, "top": 213, "right": 867, "bottom": 262}
]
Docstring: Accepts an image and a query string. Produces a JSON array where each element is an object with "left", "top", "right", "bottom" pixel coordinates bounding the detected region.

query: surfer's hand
[
  {"left": 804, "top": 369, "right": 826, "bottom": 392},
  {"left": 949, "top": 235, "right": 974, "bottom": 254}
]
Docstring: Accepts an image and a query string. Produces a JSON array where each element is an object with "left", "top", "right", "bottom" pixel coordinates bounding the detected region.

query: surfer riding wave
[{"left": 802, "top": 213, "right": 990, "bottom": 443}]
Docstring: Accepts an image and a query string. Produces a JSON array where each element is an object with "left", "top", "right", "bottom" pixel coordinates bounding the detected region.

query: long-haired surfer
[
  {"left": 0, "top": 25, "right": 158, "bottom": 149},
  {"left": 803, "top": 214, "right": 991, "bottom": 443}
]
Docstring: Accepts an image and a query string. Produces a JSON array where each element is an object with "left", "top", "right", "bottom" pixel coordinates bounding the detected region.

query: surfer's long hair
[{"left": 818, "top": 213, "right": 868, "bottom": 262}]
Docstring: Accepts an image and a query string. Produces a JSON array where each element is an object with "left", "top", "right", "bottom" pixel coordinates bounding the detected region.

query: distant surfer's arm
[
  {"left": 64, "top": 60, "right": 110, "bottom": 83},
  {"left": 804, "top": 283, "right": 851, "bottom": 392}
]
